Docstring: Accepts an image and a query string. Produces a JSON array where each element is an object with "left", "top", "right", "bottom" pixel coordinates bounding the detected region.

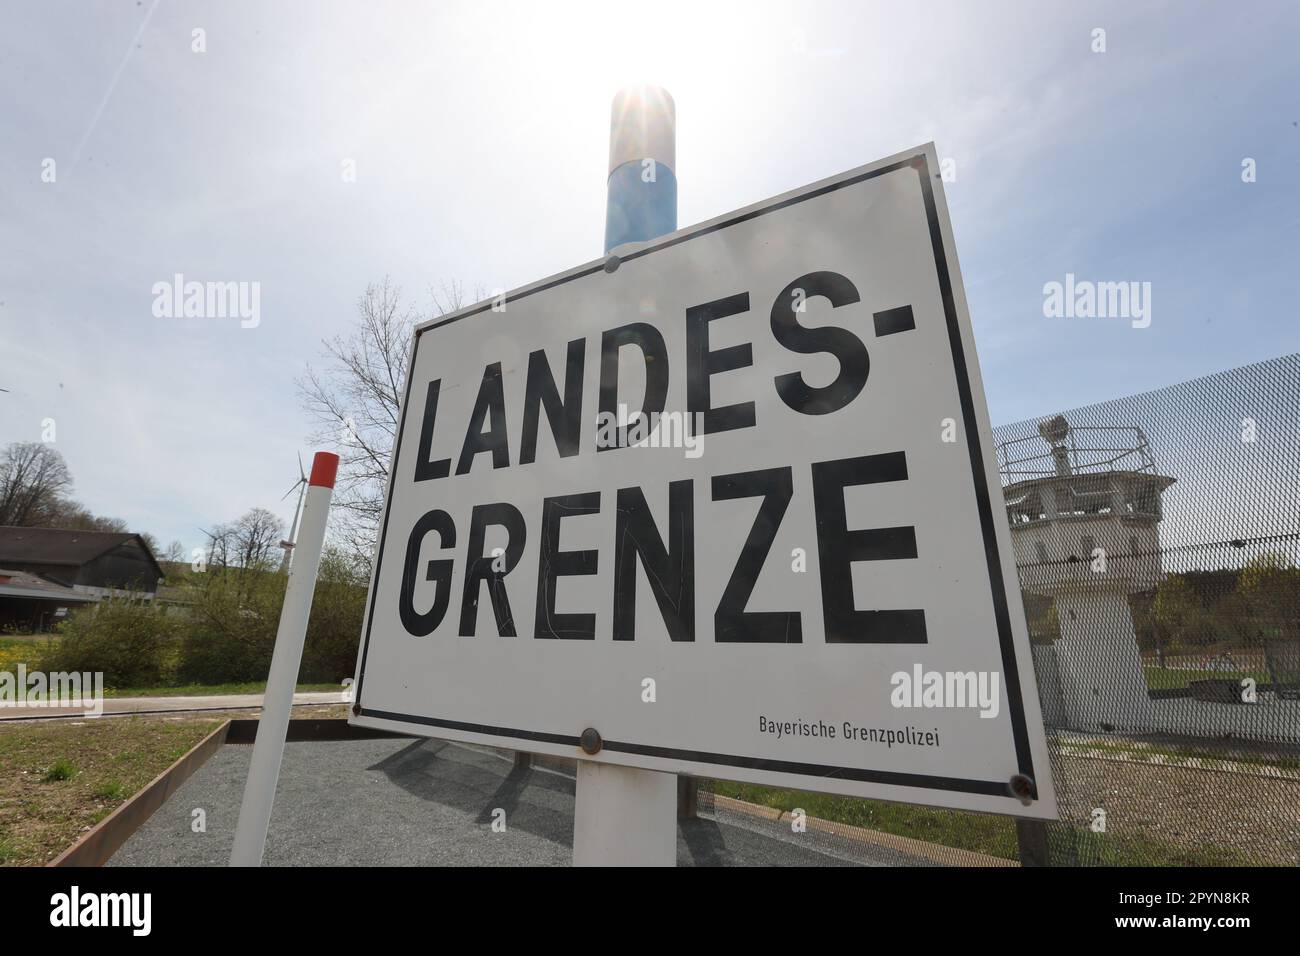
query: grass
[
  {"left": 710, "top": 779, "right": 1020, "bottom": 859},
  {"left": 1052, "top": 828, "right": 1257, "bottom": 867},
  {"left": 0, "top": 638, "right": 41, "bottom": 674},
  {"left": 100, "top": 681, "right": 342, "bottom": 698},
  {"left": 0, "top": 714, "right": 225, "bottom": 865},
  {"left": 42, "top": 758, "right": 76, "bottom": 782},
  {"left": 1142, "top": 665, "right": 1271, "bottom": 691},
  {"left": 92, "top": 779, "right": 124, "bottom": 800},
  {"left": 707, "top": 780, "right": 1265, "bottom": 866}
]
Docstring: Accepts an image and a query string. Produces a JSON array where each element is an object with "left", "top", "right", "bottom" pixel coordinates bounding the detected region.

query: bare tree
[
  {"left": 139, "top": 531, "right": 161, "bottom": 557},
  {"left": 47, "top": 502, "right": 128, "bottom": 533},
  {"left": 299, "top": 277, "right": 475, "bottom": 558},
  {"left": 231, "top": 508, "right": 284, "bottom": 570},
  {"left": 201, "top": 523, "right": 234, "bottom": 570},
  {"left": 0, "top": 442, "right": 73, "bottom": 526},
  {"left": 0, "top": 441, "right": 144, "bottom": 535}
]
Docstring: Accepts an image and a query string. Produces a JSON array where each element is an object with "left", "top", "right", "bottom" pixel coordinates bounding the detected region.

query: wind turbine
[
  {"left": 195, "top": 526, "right": 221, "bottom": 571},
  {"left": 278, "top": 453, "right": 309, "bottom": 572}
]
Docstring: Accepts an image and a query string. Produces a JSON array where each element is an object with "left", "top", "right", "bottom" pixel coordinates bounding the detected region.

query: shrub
[
  {"left": 175, "top": 568, "right": 285, "bottom": 684},
  {"left": 39, "top": 598, "right": 176, "bottom": 687},
  {"left": 174, "top": 548, "right": 365, "bottom": 685},
  {"left": 40, "top": 547, "right": 369, "bottom": 688},
  {"left": 300, "top": 549, "right": 368, "bottom": 683}
]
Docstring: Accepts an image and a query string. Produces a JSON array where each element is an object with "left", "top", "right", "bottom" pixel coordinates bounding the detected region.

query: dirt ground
[
  {"left": 1050, "top": 747, "right": 1300, "bottom": 865},
  {"left": 0, "top": 704, "right": 346, "bottom": 866}
]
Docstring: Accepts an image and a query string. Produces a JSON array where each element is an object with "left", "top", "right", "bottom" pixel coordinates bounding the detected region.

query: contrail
[{"left": 70, "top": 0, "right": 163, "bottom": 173}]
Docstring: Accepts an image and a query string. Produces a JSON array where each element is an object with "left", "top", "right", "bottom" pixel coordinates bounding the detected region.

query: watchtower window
[{"left": 1035, "top": 542, "right": 1048, "bottom": 563}]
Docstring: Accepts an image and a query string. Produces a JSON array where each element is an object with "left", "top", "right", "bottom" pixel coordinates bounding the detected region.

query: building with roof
[
  {"left": 0, "top": 568, "right": 97, "bottom": 632},
  {"left": 0, "top": 527, "right": 164, "bottom": 631}
]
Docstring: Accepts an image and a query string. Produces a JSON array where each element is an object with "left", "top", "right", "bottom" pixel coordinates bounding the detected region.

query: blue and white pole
[
  {"left": 573, "top": 86, "right": 680, "bottom": 867},
  {"left": 604, "top": 86, "right": 677, "bottom": 254}
]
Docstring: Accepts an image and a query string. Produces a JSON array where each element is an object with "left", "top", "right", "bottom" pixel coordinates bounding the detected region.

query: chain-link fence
[{"left": 697, "top": 353, "right": 1300, "bottom": 867}]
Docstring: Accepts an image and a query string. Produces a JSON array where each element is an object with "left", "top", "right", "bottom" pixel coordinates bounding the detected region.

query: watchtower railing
[{"left": 997, "top": 425, "right": 1157, "bottom": 485}]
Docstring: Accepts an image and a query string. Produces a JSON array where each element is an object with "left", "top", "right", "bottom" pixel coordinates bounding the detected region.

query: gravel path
[{"left": 108, "top": 736, "right": 940, "bottom": 867}]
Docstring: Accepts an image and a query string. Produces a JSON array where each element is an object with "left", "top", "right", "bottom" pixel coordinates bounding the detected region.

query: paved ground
[
  {"left": 108, "top": 736, "right": 941, "bottom": 867},
  {"left": 0, "top": 691, "right": 348, "bottom": 721}
]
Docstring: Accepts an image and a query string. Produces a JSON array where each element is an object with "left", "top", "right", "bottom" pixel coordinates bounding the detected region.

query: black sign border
[{"left": 353, "top": 151, "right": 1038, "bottom": 802}]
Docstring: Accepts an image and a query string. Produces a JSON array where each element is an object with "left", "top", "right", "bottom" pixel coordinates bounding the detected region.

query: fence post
[
  {"left": 677, "top": 775, "right": 697, "bottom": 820},
  {"left": 1016, "top": 819, "right": 1050, "bottom": 867}
]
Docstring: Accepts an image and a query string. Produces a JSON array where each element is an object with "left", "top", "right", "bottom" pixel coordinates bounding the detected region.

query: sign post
[
  {"left": 569, "top": 86, "right": 682, "bottom": 866},
  {"left": 231, "top": 451, "right": 339, "bottom": 867},
  {"left": 349, "top": 137, "right": 1059, "bottom": 860}
]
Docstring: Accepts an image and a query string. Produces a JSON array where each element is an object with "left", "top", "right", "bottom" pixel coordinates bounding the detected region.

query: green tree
[
  {"left": 1152, "top": 575, "right": 1207, "bottom": 653},
  {"left": 175, "top": 568, "right": 284, "bottom": 684},
  {"left": 1235, "top": 552, "right": 1300, "bottom": 641},
  {"left": 175, "top": 546, "right": 363, "bottom": 685}
]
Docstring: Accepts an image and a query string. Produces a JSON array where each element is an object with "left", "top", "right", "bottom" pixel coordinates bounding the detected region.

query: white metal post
[
  {"left": 573, "top": 761, "right": 677, "bottom": 866},
  {"left": 230, "top": 451, "right": 338, "bottom": 866},
  {"left": 571, "top": 85, "right": 680, "bottom": 867}
]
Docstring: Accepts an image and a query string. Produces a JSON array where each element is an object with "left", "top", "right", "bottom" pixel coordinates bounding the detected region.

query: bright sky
[{"left": 1, "top": 0, "right": 1297, "bottom": 552}]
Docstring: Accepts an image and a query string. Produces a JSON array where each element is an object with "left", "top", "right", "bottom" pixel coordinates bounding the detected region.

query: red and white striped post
[{"left": 230, "top": 451, "right": 339, "bottom": 867}]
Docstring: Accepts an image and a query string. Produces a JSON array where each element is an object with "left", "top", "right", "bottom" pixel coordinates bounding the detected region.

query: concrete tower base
[{"left": 1052, "top": 589, "right": 1158, "bottom": 733}]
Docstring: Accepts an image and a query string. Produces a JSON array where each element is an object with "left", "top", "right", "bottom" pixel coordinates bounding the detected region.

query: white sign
[{"left": 351, "top": 144, "right": 1057, "bottom": 818}]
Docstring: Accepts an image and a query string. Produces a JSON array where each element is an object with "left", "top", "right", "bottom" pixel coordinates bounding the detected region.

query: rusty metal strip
[{"left": 49, "top": 720, "right": 232, "bottom": 867}]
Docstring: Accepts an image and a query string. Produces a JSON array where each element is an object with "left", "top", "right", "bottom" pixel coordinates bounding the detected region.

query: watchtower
[{"left": 999, "top": 415, "right": 1175, "bottom": 732}]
